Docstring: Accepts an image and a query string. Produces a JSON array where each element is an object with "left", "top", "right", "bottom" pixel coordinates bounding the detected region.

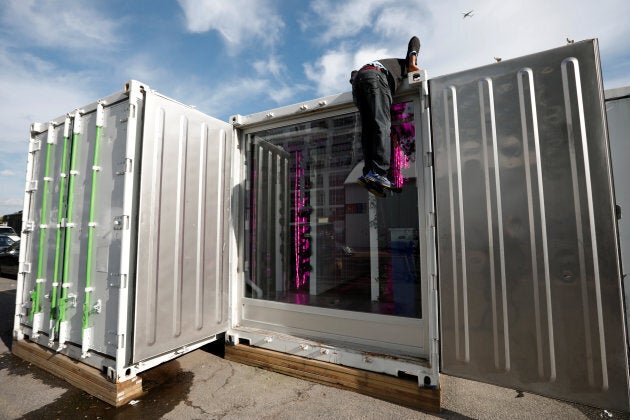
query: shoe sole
[
  {"left": 358, "top": 177, "right": 387, "bottom": 198},
  {"left": 365, "top": 173, "right": 395, "bottom": 191}
]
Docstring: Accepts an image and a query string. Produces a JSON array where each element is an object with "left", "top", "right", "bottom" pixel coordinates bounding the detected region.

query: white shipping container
[{"left": 14, "top": 80, "right": 233, "bottom": 382}]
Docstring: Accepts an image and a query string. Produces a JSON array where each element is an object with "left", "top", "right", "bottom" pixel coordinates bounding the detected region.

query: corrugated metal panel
[
  {"left": 133, "top": 91, "right": 232, "bottom": 362},
  {"left": 432, "top": 40, "right": 630, "bottom": 411},
  {"left": 605, "top": 88, "right": 630, "bottom": 360}
]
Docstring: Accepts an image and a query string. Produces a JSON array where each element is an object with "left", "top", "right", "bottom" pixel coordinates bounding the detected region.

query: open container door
[
  {"left": 133, "top": 90, "right": 233, "bottom": 362},
  {"left": 431, "top": 40, "right": 630, "bottom": 411}
]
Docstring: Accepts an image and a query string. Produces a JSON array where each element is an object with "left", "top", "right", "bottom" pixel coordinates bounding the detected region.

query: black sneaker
[
  {"left": 365, "top": 170, "right": 395, "bottom": 191},
  {"left": 358, "top": 175, "right": 386, "bottom": 198}
]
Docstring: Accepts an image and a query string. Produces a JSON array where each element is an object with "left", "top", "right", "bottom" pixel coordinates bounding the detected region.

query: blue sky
[{"left": 1, "top": 0, "right": 629, "bottom": 216}]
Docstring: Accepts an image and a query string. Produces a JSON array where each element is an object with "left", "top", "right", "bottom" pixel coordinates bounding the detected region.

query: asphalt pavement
[{"left": 0, "top": 276, "right": 626, "bottom": 419}]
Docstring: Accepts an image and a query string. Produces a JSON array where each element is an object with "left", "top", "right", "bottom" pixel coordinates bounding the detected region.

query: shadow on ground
[
  {"left": 1, "top": 350, "right": 195, "bottom": 419},
  {"left": 0, "top": 288, "right": 16, "bottom": 351}
]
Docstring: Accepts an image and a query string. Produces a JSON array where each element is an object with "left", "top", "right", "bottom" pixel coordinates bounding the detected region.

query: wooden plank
[
  {"left": 12, "top": 339, "right": 143, "bottom": 407},
  {"left": 226, "top": 347, "right": 437, "bottom": 409},
  {"left": 225, "top": 343, "right": 441, "bottom": 413},
  {"left": 226, "top": 345, "right": 428, "bottom": 398}
]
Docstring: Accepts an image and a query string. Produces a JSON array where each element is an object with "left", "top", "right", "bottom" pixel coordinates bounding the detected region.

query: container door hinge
[
  {"left": 115, "top": 159, "right": 133, "bottom": 175},
  {"left": 106, "top": 332, "right": 126, "bottom": 350},
  {"left": 424, "top": 152, "right": 434, "bottom": 167},
  {"left": 29, "top": 139, "right": 41, "bottom": 153},
  {"left": 23, "top": 220, "right": 35, "bottom": 233},
  {"left": 19, "top": 262, "right": 31, "bottom": 274},
  {"left": 25, "top": 180, "right": 38, "bottom": 192},
  {"left": 431, "top": 338, "right": 440, "bottom": 360},
  {"left": 109, "top": 273, "right": 128, "bottom": 288},
  {"left": 429, "top": 274, "right": 438, "bottom": 291},
  {"left": 113, "top": 215, "right": 129, "bottom": 230}
]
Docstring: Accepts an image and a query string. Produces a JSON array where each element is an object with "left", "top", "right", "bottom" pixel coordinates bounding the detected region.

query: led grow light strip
[
  {"left": 57, "top": 110, "right": 82, "bottom": 343},
  {"left": 82, "top": 102, "right": 104, "bottom": 355},
  {"left": 49, "top": 116, "right": 71, "bottom": 340}
]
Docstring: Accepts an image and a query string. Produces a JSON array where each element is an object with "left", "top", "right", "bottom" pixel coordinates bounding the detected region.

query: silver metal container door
[
  {"left": 133, "top": 91, "right": 233, "bottom": 362},
  {"left": 19, "top": 121, "right": 69, "bottom": 340},
  {"left": 17, "top": 94, "right": 135, "bottom": 364},
  {"left": 431, "top": 40, "right": 629, "bottom": 410},
  {"left": 605, "top": 88, "right": 630, "bottom": 345}
]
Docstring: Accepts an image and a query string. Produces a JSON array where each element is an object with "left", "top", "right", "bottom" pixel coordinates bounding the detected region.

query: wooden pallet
[
  {"left": 12, "top": 339, "right": 143, "bottom": 407},
  {"left": 225, "top": 343, "right": 441, "bottom": 413}
]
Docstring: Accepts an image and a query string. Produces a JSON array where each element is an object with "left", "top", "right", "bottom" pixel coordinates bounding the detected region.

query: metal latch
[
  {"left": 25, "top": 180, "right": 38, "bottom": 192},
  {"left": 113, "top": 215, "right": 129, "bottom": 230},
  {"left": 407, "top": 70, "right": 424, "bottom": 85},
  {"left": 66, "top": 293, "right": 78, "bottom": 308}
]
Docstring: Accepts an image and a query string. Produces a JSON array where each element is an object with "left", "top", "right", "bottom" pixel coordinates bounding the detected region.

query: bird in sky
[{"left": 462, "top": 10, "right": 474, "bottom": 18}]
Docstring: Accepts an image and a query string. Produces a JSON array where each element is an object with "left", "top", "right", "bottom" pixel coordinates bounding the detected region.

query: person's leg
[
  {"left": 371, "top": 72, "right": 392, "bottom": 176},
  {"left": 353, "top": 71, "right": 380, "bottom": 175}
]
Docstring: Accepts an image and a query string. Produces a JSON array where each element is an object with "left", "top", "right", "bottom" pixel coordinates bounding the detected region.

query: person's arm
[
  {"left": 408, "top": 53, "right": 420, "bottom": 72},
  {"left": 407, "top": 36, "right": 421, "bottom": 72}
]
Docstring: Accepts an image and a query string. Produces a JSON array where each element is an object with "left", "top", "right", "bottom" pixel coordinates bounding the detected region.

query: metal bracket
[
  {"left": 23, "top": 221, "right": 35, "bottom": 233},
  {"left": 72, "top": 110, "right": 83, "bottom": 134},
  {"left": 96, "top": 101, "right": 105, "bottom": 127},
  {"left": 115, "top": 159, "right": 133, "bottom": 175},
  {"left": 81, "top": 327, "right": 92, "bottom": 358},
  {"left": 66, "top": 293, "right": 78, "bottom": 308},
  {"left": 92, "top": 299, "right": 102, "bottom": 314},
  {"left": 29, "top": 139, "right": 41, "bottom": 153},
  {"left": 46, "top": 123, "right": 56, "bottom": 145},
  {"left": 30, "top": 122, "right": 47, "bottom": 134},
  {"left": 25, "top": 180, "right": 38, "bottom": 192},
  {"left": 19, "top": 262, "right": 31, "bottom": 274},
  {"left": 230, "top": 114, "right": 244, "bottom": 126},
  {"left": 428, "top": 212, "right": 436, "bottom": 228},
  {"left": 407, "top": 70, "right": 425, "bottom": 85},
  {"left": 113, "top": 215, "right": 129, "bottom": 230},
  {"left": 108, "top": 273, "right": 128, "bottom": 288}
]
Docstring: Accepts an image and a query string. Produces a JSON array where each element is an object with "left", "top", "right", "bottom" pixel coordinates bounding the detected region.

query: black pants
[{"left": 352, "top": 69, "right": 392, "bottom": 176}]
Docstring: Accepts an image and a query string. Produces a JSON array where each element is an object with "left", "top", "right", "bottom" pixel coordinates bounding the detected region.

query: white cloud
[
  {"left": 304, "top": 46, "right": 390, "bottom": 96},
  {"left": 0, "top": 47, "right": 96, "bottom": 154},
  {"left": 304, "top": 49, "right": 352, "bottom": 97},
  {"left": 254, "top": 56, "right": 288, "bottom": 81},
  {"left": 177, "top": 0, "right": 284, "bottom": 54},
  {"left": 303, "top": 0, "right": 392, "bottom": 43},
  {"left": 0, "top": 170, "right": 16, "bottom": 177},
  {"left": 0, "top": 0, "right": 120, "bottom": 52}
]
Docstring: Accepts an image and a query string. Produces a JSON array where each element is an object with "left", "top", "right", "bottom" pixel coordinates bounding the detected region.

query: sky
[{"left": 0, "top": 0, "right": 629, "bottom": 216}]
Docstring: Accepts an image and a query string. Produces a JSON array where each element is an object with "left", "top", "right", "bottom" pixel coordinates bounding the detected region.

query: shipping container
[
  {"left": 13, "top": 39, "right": 630, "bottom": 411},
  {"left": 14, "top": 81, "right": 232, "bottom": 381}
]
